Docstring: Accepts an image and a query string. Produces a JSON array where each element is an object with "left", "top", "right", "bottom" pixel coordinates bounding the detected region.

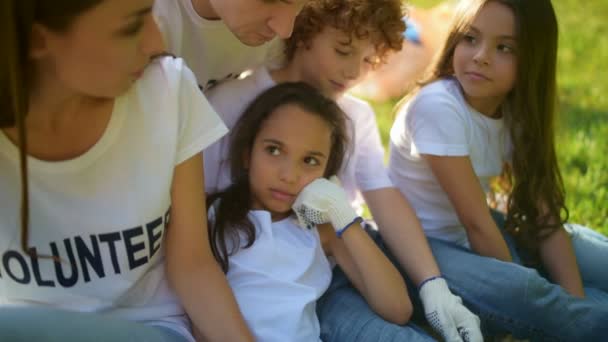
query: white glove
[
  {"left": 419, "top": 277, "right": 483, "bottom": 342},
  {"left": 292, "top": 176, "right": 360, "bottom": 233}
]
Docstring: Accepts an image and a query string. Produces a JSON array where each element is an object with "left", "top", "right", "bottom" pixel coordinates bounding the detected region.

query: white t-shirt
[
  {"left": 203, "top": 67, "right": 393, "bottom": 214},
  {"left": 217, "top": 209, "right": 331, "bottom": 342},
  {"left": 153, "top": 0, "right": 284, "bottom": 90},
  {"left": 0, "top": 57, "right": 227, "bottom": 341},
  {"left": 388, "top": 77, "right": 510, "bottom": 246}
]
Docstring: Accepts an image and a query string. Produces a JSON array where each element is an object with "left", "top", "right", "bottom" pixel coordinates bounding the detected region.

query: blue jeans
[
  {"left": 317, "top": 221, "right": 608, "bottom": 342},
  {"left": 317, "top": 226, "right": 437, "bottom": 342},
  {"left": 0, "top": 307, "right": 189, "bottom": 342}
]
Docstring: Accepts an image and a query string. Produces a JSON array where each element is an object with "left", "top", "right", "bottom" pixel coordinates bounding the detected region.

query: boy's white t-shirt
[
  {"left": 153, "top": 0, "right": 284, "bottom": 90},
  {"left": 0, "top": 57, "right": 227, "bottom": 340},
  {"left": 388, "top": 77, "right": 510, "bottom": 246},
  {"left": 203, "top": 67, "right": 393, "bottom": 214},
  {"left": 216, "top": 209, "right": 331, "bottom": 342}
]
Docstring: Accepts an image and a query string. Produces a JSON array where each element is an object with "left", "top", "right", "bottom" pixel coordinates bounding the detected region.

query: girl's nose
[
  {"left": 278, "top": 161, "right": 298, "bottom": 184},
  {"left": 473, "top": 45, "right": 490, "bottom": 65}
]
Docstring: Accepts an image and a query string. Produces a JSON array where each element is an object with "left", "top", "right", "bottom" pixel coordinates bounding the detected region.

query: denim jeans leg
[
  {"left": 0, "top": 307, "right": 189, "bottom": 342},
  {"left": 428, "top": 238, "right": 608, "bottom": 341},
  {"left": 317, "top": 225, "right": 437, "bottom": 342},
  {"left": 565, "top": 223, "right": 608, "bottom": 292}
]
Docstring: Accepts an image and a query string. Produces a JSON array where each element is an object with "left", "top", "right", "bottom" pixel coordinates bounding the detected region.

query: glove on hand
[
  {"left": 292, "top": 176, "right": 359, "bottom": 232},
  {"left": 419, "top": 277, "right": 483, "bottom": 342}
]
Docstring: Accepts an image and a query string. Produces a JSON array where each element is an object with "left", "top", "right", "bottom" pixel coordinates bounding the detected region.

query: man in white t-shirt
[{"left": 154, "top": 0, "right": 307, "bottom": 90}]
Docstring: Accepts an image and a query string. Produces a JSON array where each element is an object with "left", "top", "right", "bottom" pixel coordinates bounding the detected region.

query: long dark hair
[
  {"left": 207, "top": 82, "right": 349, "bottom": 272},
  {"left": 400, "top": 0, "right": 566, "bottom": 265},
  {"left": 1, "top": 0, "right": 103, "bottom": 255}
]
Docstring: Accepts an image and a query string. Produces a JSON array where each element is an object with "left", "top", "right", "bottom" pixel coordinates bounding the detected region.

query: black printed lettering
[
  {"left": 146, "top": 217, "right": 163, "bottom": 258},
  {"left": 51, "top": 240, "right": 79, "bottom": 288},
  {"left": 99, "top": 232, "right": 122, "bottom": 274},
  {"left": 30, "top": 247, "right": 55, "bottom": 287},
  {"left": 123, "top": 226, "right": 148, "bottom": 270},
  {"left": 75, "top": 236, "right": 105, "bottom": 282},
  {"left": 3, "top": 251, "right": 31, "bottom": 284}
]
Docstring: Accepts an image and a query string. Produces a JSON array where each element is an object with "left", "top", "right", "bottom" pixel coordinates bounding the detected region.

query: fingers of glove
[
  {"left": 296, "top": 179, "right": 336, "bottom": 208},
  {"left": 294, "top": 207, "right": 319, "bottom": 229},
  {"left": 300, "top": 205, "right": 329, "bottom": 225},
  {"left": 426, "top": 311, "right": 462, "bottom": 342},
  {"left": 457, "top": 321, "right": 483, "bottom": 342},
  {"left": 328, "top": 175, "right": 342, "bottom": 186},
  {"left": 426, "top": 309, "right": 463, "bottom": 342},
  {"left": 453, "top": 308, "right": 482, "bottom": 342}
]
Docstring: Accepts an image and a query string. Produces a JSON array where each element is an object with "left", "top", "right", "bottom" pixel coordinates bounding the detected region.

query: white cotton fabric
[
  {"left": 0, "top": 57, "right": 227, "bottom": 341},
  {"left": 388, "top": 77, "right": 510, "bottom": 246},
  {"left": 153, "top": 0, "right": 284, "bottom": 90},
  {"left": 218, "top": 209, "right": 332, "bottom": 342}
]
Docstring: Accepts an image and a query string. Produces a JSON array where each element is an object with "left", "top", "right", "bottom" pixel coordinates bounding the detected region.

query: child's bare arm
[
  {"left": 319, "top": 223, "right": 412, "bottom": 324},
  {"left": 166, "top": 155, "right": 254, "bottom": 342},
  {"left": 424, "top": 154, "right": 513, "bottom": 261},
  {"left": 539, "top": 226, "right": 585, "bottom": 297}
]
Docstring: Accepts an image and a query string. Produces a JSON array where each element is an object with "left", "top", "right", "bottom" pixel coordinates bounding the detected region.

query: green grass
[{"left": 368, "top": 0, "right": 608, "bottom": 235}]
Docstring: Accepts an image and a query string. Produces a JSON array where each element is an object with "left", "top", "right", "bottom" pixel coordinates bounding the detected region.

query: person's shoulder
[
  {"left": 205, "top": 67, "right": 274, "bottom": 115},
  {"left": 410, "top": 78, "right": 465, "bottom": 111},
  {"left": 417, "top": 78, "right": 457, "bottom": 99},
  {"left": 340, "top": 93, "right": 373, "bottom": 109},
  {"left": 138, "top": 56, "right": 194, "bottom": 90},
  {"left": 339, "top": 93, "right": 375, "bottom": 119}
]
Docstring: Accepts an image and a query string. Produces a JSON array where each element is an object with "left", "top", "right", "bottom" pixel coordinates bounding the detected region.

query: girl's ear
[{"left": 29, "top": 23, "right": 53, "bottom": 59}]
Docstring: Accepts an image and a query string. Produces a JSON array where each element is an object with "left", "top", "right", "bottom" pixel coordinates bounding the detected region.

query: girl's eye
[
  {"left": 119, "top": 20, "right": 144, "bottom": 37},
  {"left": 266, "top": 146, "right": 280, "bottom": 156},
  {"left": 335, "top": 48, "right": 351, "bottom": 56},
  {"left": 304, "top": 156, "right": 320, "bottom": 166},
  {"left": 463, "top": 34, "right": 476, "bottom": 44},
  {"left": 497, "top": 44, "right": 515, "bottom": 53}
]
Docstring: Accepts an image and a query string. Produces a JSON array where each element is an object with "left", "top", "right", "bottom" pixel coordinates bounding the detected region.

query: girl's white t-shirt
[
  {"left": 389, "top": 77, "right": 510, "bottom": 246},
  {"left": 0, "top": 57, "right": 227, "bottom": 340},
  {"left": 203, "top": 67, "right": 393, "bottom": 214},
  {"left": 217, "top": 209, "right": 332, "bottom": 342}
]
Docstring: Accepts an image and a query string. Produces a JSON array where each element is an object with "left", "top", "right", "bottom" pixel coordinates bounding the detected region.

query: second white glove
[
  {"left": 418, "top": 277, "right": 483, "bottom": 342},
  {"left": 292, "top": 176, "right": 360, "bottom": 233}
]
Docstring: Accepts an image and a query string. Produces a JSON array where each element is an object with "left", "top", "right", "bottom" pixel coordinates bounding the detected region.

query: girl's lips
[
  {"left": 270, "top": 189, "right": 295, "bottom": 202},
  {"left": 465, "top": 71, "right": 490, "bottom": 81},
  {"left": 330, "top": 80, "right": 346, "bottom": 91}
]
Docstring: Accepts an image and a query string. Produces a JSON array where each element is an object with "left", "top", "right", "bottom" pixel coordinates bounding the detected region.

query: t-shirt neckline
[{"left": 0, "top": 95, "right": 126, "bottom": 174}]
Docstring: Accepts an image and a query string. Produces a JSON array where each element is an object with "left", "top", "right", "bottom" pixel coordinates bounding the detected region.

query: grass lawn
[{"left": 367, "top": 0, "right": 608, "bottom": 235}]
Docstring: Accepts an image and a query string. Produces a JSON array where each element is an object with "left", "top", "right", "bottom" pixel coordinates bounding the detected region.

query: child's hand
[
  {"left": 292, "top": 176, "right": 360, "bottom": 234},
  {"left": 418, "top": 277, "right": 483, "bottom": 342}
]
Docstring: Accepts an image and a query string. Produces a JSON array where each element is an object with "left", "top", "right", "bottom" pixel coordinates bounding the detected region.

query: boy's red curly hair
[{"left": 285, "top": 0, "right": 406, "bottom": 63}]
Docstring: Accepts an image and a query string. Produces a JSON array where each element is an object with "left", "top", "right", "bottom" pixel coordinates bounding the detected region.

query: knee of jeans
[
  {"left": 520, "top": 266, "right": 557, "bottom": 301},
  {"left": 478, "top": 264, "right": 548, "bottom": 302}
]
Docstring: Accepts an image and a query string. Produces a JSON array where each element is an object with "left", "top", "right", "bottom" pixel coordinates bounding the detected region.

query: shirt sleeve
[
  {"left": 173, "top": 58, "right": 228, "bottom": 165},
  {"left": 405, "top": 90, "right": 470, "bottom": 157},
  {"left": 352, "top": 101, "right": 393, "bottom": 192}
]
